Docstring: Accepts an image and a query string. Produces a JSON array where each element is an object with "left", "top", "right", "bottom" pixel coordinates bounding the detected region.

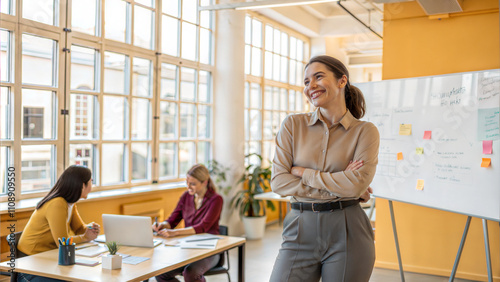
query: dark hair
[
  {"left": 305, "top": 55, "right": 366, "bottom": 119},
  {"left": 187, "top": 164, "right": 217, "bottom": 192},
  {"left": 36, "top": 165, "right": 92, "bottom": 209}
]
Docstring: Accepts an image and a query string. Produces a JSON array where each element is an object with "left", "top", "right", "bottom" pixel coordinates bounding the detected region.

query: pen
[
  {"left": 196, "top": 244, "right": 214, "bottom": 247},
  {"left": 58, "top": 238, "right": 63, "bottom": 246},
  {"left": 69, "top": 237, "right": 73, "bottom": 245}
]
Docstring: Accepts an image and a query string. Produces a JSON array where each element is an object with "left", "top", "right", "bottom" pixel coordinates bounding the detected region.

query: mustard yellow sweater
[{"left": 18, "top": 197, "right": 88, "bottom": 255}]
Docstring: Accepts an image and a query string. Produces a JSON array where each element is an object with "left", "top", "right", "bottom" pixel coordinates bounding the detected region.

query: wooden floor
[{"left": 196, "top": 222, "right": 479, "bottom": 282}]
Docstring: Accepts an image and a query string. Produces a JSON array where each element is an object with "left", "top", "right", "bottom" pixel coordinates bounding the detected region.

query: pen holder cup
[{"left": 58, "top": 244, "right": 75, "bottom": 265}]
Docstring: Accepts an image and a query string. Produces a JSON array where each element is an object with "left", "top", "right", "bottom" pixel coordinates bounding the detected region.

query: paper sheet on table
[
  {"left": 177, "top": 234, "right": 222, "bottom": 242},
  {"left": 180, "top": 239, "right": 218, "bottom": 249},
  {"left": 75, "top": 245, "right": 108, "bottom": 257}
]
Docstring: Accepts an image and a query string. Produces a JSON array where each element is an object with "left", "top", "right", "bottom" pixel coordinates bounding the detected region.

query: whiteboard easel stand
[
  {"left": 389, "top": 200, "right": 405, "bottom": 282},
  {"left": 449, "top": 217, "right": 493, "bottom": 282}
]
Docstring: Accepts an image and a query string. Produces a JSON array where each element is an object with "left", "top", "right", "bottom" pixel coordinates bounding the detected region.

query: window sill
[{"left": 0, "top": 182, "right": 186, "bottom": 214}]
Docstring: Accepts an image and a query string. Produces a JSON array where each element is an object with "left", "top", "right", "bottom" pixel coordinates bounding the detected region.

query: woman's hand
[
  {"left": 83, "top": 222, "right": 100, "bottom": 241},
  {"left": 291, "top": 166, "right": 306, "bottom": 178},
  {"left": 345, "top": 160, "right": 364, "bottom": 171},
  {"left": 152, "top": 221, "right": 170, "bottom": 232},
  {"left": 157, "top": 229, "right": 178, "bottom": 238},
  {"left": 359, "top": 186, "right": 373, "bottom": 203}
]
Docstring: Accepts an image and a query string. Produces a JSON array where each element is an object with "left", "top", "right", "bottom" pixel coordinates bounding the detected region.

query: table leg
[
  {"left": 238, "top": 244, "right": 245, "bottom": 282},
  {"left": 279, "top": 202, "right": 283, "bottom": 226}
]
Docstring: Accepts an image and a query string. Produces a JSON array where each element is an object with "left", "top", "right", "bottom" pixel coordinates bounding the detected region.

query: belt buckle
[{"left": 312, "top": 203, "right": 320, "bottom": 213}]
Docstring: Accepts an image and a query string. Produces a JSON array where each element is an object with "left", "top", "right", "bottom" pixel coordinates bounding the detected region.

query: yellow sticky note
[
  {"left": 397, "top": 152, "right": 403, "bottom": 160},
  {"left": 416, "top": 148, "right": 424, "bottom": 155},
  {"left": 416, "top": 179, "right": 425, "bottom": 190},
  {"left": 399, "top": 124, "right": 412, "bottom": 135},
  {"left": 481, "top": 158, "right": 491, "bottom": 168}
]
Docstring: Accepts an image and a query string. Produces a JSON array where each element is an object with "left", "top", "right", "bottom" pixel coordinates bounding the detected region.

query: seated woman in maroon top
[{"left": 153, "top": 164, "right": 223, "bottom": 282}]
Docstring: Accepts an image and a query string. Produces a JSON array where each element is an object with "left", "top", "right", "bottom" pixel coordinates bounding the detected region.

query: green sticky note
[{"left": 416, "top": 148, "right": 424, "bottom": 155}]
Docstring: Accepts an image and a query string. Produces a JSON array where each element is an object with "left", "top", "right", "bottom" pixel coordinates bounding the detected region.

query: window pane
[
  {"left": 69, "top": 144, "right": 95, "bottom": 175},
  {"left": 23, "top": 0, "right": 55, "bottom": 25},
  {"left": 296, "top": 62, "right": 303, "bottom": 86},
  {"left": 181, "top": 22, "right": 197, "bottom": 61},
  {"left": 251, "top": 47, "right": 261, "bottom": 77},
  {"left": 1, "top": 30, "right": 11, "bottom": 82},
  {"left": 265, "top": 25, "right": 273, "bottom": 51},
  {"left": 104, "top": 51, "right": 128, "bottom": 94},
  {"left": 264, "top": 51, "right": 273, "bottom": 80},
  {"left": 132, "top": 143, "right": 150, "bottom": 181},
  {"left": 72, "top": 0, "right": 98, "bottom": 35},
  {"left": 281, "top": 32, "right": 288, "bottom": 56},
  {"left": 252, "top": 19, "right": 262, "bottom": 47},
  {"left": 21, "top": 145, "right": 53, "bottom": 192},
  {"left": 272, "top": 112, "right": 280, "bottom": 137},
  {"left": 280, "top": 56, "right": 288, "bottom": 82},
  {"left": 1, "top": 0, "right": 13, "bottom": 15},
  {"left": 162, "top": 0, "right": 179, "bottom": 17},
  {"left": 197, "top": 141, "right": 210, "bottom": 165},
  {"left": 273, "top": 87, "right": 280, "bottom": 111},
  {"left": 296, "top": 91, "right": 303, "bottom": 111},
  {"left": 180, "top": 68, "right": 196, "bottom": 101},
  {"left": 22, "top": 89, "right": 55, "bottom": 139},
  {"left": 105, "top": 0, "right": 128, "bottom": 43},
  {"left": 199, "top": 28, "right": 211, "bottom": 65},
  {"left": 136, "top": 0, "right": 153, "bottom": 7},
  {"left": 289, "top": 90, "right": 296, "bottom": 111},
  {"left": 245, "top": 16, "right": 251, "bottom": 45},
  {"left": 134, "top": 6, "right": 154, "bottom": 49},
  {"left": 22, "top": 34, "right": 56, "bottom": 86},
  {"left": 250, "top": 83, "right": 260, "bottom": 109},
  {"left": 71, "top": 45, "right": 97, "bottom": 91},
  {"left": 200, "top": 9, "right": 211, "bottom": 29},
  {"left": 179, "top": 142, "right": 195, "bottom": 177},
  {"left": 131, "top": 98, "right": 151, "bottom": 140},
  {"left": 290, "top": 37, "right": 297, "bottom": 59},
  {"left": 262, "top": 141, "right": 274, "bottom": 167},
  {"left": 1, "top": 87, "right": 12, "bottom": 139},
  {"left": 159, "top": 142, "right": 177, "bottom": 178},
  {"left": 244, "top": 110, "right": 249, "bottom": 141},
  {"left": 180, "top": 103, "right": 196, "bottom": 138},
  {"left": 132, "top": 57, "right": 152, "bottom": 97},
  {"left": 161, "top": 63, "right": 177, "bottom": 99},
  {"left": 70, "top": 94, "right": 96, "bottom": 140},
  {"left": 273, "top": 29, "right": 280, "bottom": 53},
  {"left": 102, "top": 96, "right": 126, "bottom": 140},
  {"left": 101, "top": 143, "right": 126, "bottom": 185},
  {"left": 0, "top": 147, "right": 8, "bottom": 194},
  {"left": 249, "top": 110, "right": 261, "bottom": 140},
  {"left": 244, "top": 82, "right": 249, "bottom": 108},
  {"left": 297, "top": 40, "right": 304, "bottom": 61},
  {"left": 248, "top": 142, "right": 261, "bottom": 160},
  {"left": 289, "top": 60, "right": 296, "bottom": 85},
  {"left": 160, "top": 101, "right": 177, "bottom": 140},
  {"left": 244, "top": 45, "right": 250, "bottom": 75},
  {"left": 198, "top": 105, "right": 211, "bottom": 139},
  {"left": 280, "top": 88, "right": 287, "bottom": 111},
  {"left": 263, "top": 86, "right": 272, "bottom": 110},
  {"left": 182, "top": 0, "right": 197, "bottom": 23},
  {"left": 273, "top": 53, "right": 280, "bottom": 81},
  {"left": 263, "top": 111, "right": 272, "bottom": 140},
  {"left": 162, "top": 16, "right": 179, "bottom": 56},
  {"left": 198, "top": 71, "right": 210, "bottom": 103}
]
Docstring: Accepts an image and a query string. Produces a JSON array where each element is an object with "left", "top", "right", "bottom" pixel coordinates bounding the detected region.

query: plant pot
[
  {"left": 242, "top": 215, "right": 267, "bottom": 240},
  {"left": 102, "top": 254, "right": 122, "bottom": 270}
]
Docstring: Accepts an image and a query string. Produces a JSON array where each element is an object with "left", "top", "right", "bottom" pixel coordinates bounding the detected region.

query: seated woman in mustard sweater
[{"left": 17, "top": 165, "right": 100, "bottom": 281}]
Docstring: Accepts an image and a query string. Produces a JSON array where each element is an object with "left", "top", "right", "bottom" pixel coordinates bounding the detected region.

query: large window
[
  {"left": 244, "top": 14, "right": 310, "bottom": 166},
  {"left": 0, "top": 0, "right": 214, "bottom": 200}
]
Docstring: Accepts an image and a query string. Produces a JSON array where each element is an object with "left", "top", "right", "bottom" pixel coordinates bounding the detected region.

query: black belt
[{"left": 291, "top": 199, "right": 360, "bottom": 212}]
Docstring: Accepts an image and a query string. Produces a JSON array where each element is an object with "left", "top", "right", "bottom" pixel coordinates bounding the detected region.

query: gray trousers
[{"left": 270, "top": 203, "right": 375, "bottom": 282}]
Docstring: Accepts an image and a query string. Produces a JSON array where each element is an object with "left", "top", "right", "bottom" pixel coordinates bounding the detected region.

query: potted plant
[
  {"left": 102, "top": 241, "right": 121, "bottom": 270},
  {"left": 230, "top": 153, "right": 275, "bottom": 239}
]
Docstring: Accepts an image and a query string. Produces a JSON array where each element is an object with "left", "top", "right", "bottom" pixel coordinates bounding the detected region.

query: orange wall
[{"left": 377, "top": 1, "right": 499, "bottom": 281}]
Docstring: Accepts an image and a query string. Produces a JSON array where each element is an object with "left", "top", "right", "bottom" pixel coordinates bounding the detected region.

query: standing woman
[
  {"left": 270, "top": 55, "right": 379, "bottom": 282},
  {"left": 152, "top": 164, "right": 223, "bottom": 282}
]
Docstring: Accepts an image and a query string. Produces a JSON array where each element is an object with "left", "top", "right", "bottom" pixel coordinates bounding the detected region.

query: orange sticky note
[
  {"left": 423, "top": 131, "right": 432, "bottom": 140},
  {"left": 416, "top": 179, "right": 425, "bottom": 190},
  {"left": 481, "top": 158, "right": 491, "bottom": 168},
  {"left": 399, "top": 124, "right": 412, "bottom": 136},
  {"left": 397, "top": 152, "right": 403, "bottom": 160},
  {"left": 483, "top": 140, "right": 492, "bottom": 154}
]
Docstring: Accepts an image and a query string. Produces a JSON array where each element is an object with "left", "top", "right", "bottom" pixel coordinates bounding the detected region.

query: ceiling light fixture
[{"left": 199, "top": 0, "right": 338, "bottom": 11}]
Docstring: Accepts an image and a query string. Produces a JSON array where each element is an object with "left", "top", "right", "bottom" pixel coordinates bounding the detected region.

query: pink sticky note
[
  {"left": 483, "top": 140, "right": 493, "bottom": 154},
  {"left": 423, "top": 131, "right": 432, "bottom": 140}
]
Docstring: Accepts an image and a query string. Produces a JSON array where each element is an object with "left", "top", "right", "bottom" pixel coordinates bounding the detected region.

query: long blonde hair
[{"left": 187, "top": 164, "right": 217, "bottom": 192}]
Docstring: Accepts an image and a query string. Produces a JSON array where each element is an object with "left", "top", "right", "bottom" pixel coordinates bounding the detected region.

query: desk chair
[
  {"left": 204, "top": 225, "right": 231, "bottom": 282},
  {"left": 4, "top": 231, "right": 26, "bottom": 282}
]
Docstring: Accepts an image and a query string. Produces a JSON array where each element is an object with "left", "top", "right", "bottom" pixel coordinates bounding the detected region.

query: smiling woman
[{"left": 270, "top": 55, "right": 379, "bottom": 282}]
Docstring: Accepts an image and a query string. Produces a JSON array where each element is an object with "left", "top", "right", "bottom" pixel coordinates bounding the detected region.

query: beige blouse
[{"left": 271, "top": 109, "right": 380, "bottom": 203}]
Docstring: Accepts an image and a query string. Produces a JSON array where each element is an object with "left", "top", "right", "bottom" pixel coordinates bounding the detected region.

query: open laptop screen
[{"left": 102, "top": 214, "right": 157, "bottom": 247}]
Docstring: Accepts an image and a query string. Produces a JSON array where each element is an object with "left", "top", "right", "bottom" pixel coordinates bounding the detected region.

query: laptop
[{"left": 99, "top": 214, "right": 162, "bottom": 247}]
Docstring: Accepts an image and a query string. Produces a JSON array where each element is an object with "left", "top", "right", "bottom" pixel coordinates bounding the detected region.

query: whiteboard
[{"left": 355, "top": 69, "right": 500, "bottom": 221}]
